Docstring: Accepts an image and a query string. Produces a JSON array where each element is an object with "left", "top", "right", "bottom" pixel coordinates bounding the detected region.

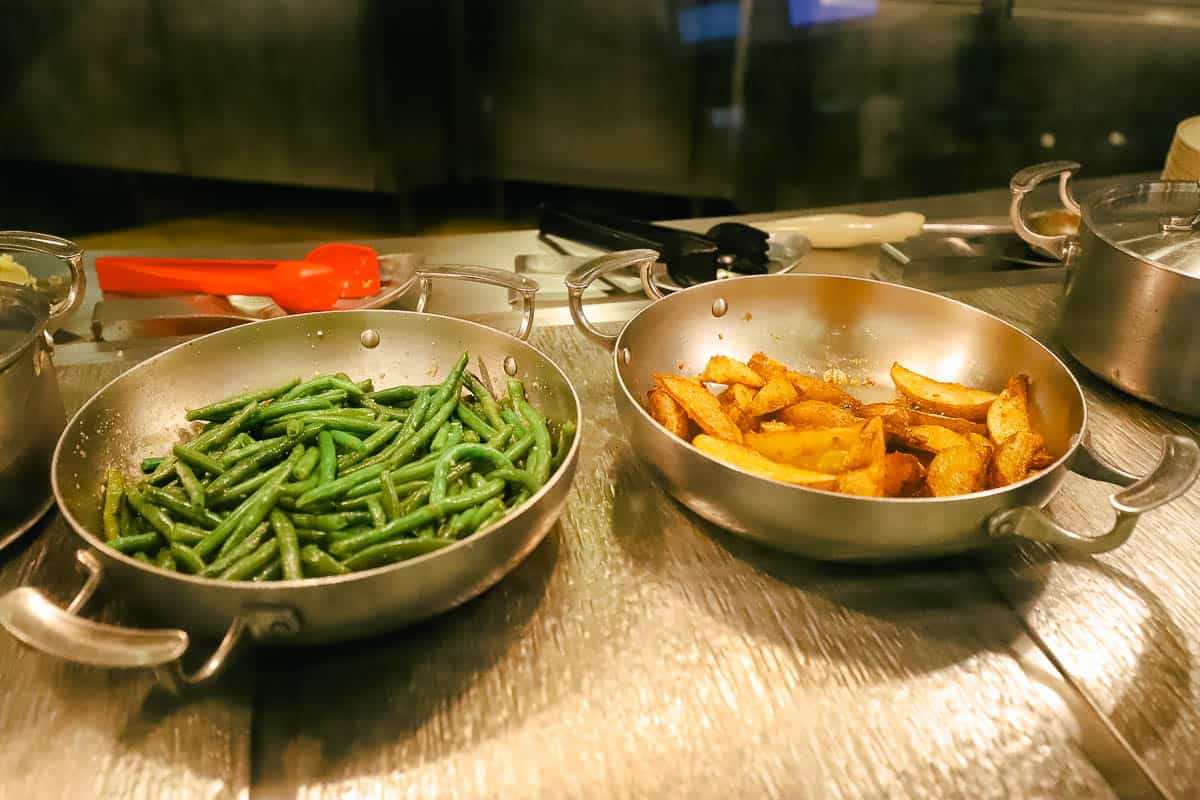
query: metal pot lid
[
  {"left": 1084, "top": 180, "right": 1200, "bottom": 274},
  {"left": 0, "top": 282, "right": 48, "bottom": 370}
]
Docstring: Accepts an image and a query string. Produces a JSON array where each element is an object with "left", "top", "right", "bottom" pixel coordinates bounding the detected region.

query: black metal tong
[{"left": 538, "top": 205, "right": 769, "bottom": 287}]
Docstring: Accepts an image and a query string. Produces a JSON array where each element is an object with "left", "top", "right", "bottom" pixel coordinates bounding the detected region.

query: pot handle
[
  {"left": 414, "top": 263, "right": 539, "bottom": 341},
  {"left": 1008, "top": 162, "right": 1082, "bottom": 261},
  {"left": 564, "top": 249, "right": 660, "bottom": 347},
  {"left": 987, "top": 434, "right": 1200, "bottom": 554},
  {"left": 0, "top": 230, "right": 86, "bottom": 330},
  {"left": 0, "top": 549, "right": 300, "bottom": 694}
]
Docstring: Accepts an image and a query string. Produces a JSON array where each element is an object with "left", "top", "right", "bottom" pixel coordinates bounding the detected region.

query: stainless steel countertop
[{"left": 4, "top": 174, "right": 1192, "bottom": 799}]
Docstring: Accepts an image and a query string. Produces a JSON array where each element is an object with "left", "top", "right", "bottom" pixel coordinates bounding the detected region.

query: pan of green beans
[{"left": 4, "top": 298, "right": 582, "bottom": 691}]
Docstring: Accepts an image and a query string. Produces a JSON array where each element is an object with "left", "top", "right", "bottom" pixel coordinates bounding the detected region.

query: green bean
[
  {"left": 125, "top": 489, "right": 178, "bottom": 540},
  {"left": 144, "top": 455, "right": 178, "bottom": 486},
  {"left": 501, "top": 407, "right": 528, "bottom": 438},
  {"left": 168, "top": 543, "right": 206, "bottom": 573},
  {"left": 253, "top": 560, "right": 282, "bottom": 582},
  {"left": 140, "top": 457, "right": 164, "bottom": 474},
  {"left": 463, "top": 430, "right": 480, "bottom": 443},
  {"left": 220, "top": 539, "right": 280, "bottom": 581},
  {"left": 210, "top": 468, "right": 276, "bottom": 508},
  {"left": 261, "top": 414, "right": 383, "bottom": 437},
  {"left": 280, "top": 375, "right": 365, "bottom": 402},
  {"left": 430, "top": 444, "right": 515, "bottom": 503},
  {"left": 483, "top": 467, "right": 539, "bottom": 497},
  {"left": 220, "top": 436, "right": 286, "bottom": 468},
  {"left": 172, "top": 524, "right": 207, "bottom": 546},
  {"left": 203, "top": 522, "right": 271, "bottom": 577},
  {"left": 134, "top": 552, "right": 153, "bottom": 564},
  {"left": 194, "top": 458, "right": 294, "bottom": 559},
  {"left": 248, "top": 390, "right": 346, "bottom": 426},
  {"left": 485, "top": 423, "right": 513, "bottom": 451},
  {"left": 193, "top": 402, "right": 259, "bottom": 453},
  {"left": 462, "top": 497, "right": 506, "bottom": 537},
  {"left": 273, "top": 407, "right": 374, "bottom": 423},
  {"left": 117, "top": 499, "right": 135, "bottom": 538},
  {"left": 430, "top": 352, "right": 470, "bottom": 409},
  {"left": 296, "top": 528, "right": 328, "bottom": 546},
  {"left": 342, "top": 537, "right": 455, "bottom": 571},
  {"left": 227, "top": 432, "right": 255, "bottom": 451},
  {"left": 336, "top": 420, "right": 402, "bottom": 471},
  {"left": 430, "top": 422, "right": 451, "bottom": 452},
  {"left": 103, "top": 470, "right": 124, "bottom": 541},
  {"left": 300, "top": 544, "right": 350, "bottom": 577},
  {"left": 466, "top": 372, "right": 505, "bottom": 431},
  {"left": 209, "top": 430, "right": 315, "bottom": 497},
  {"left": 172, "top": 445, "right": 222, "bottom": 478},
  {"left": 175, "top": 461, "right": 206, "bottom": 508},
  {"left": 280, "top": 476, "right": 318, "bottom": 497},
  {"left": 287, "top": 511, "right": 371, "bottom": 532},
  {"left": 330, "top": 430, "right": 364, "bottom": 451},
  {"left": 110, "top": 532, "right": 160, "bottom": 554},
  {"left": 366, "top": 496, "right": 386, "bottom": 528},
  {"left": 217, "top": 519, "right": 255, "bottom": 559},
  {"left": 186, "top": 379, "right": 299, "bottom": 421},
  {"left": 317, "top": 430, "right": 336, "bottom": 484},
  {"left": 142, "top": 485, "right": 222, "bottom": 529},
  {"left": 154, "top": 548, "right": 177, "bottom": 571},
  {"left": 293, "top": 447, "right": 320, "bottom": 481},
  {"left": 511, "top": 380, "right": 552, "bottom": 488},
  {"left": 380, "top": 470, "right": 401, "bottom": 519},
  {"left": 455, "top": 403, "right": 498, "bottom": 441},
  {"left": 550, "top": 419, "right": 577, "bottom": 473},
  {"left": 268, "top": 509, "right": 303, "bottom": 581},
  {"left": 368, "top": 384, "right": 430, "bottom": 405},
  {"left": 345, "top": 393, "right": 432, "bottom": 472},
  {"left": 329, "top": 479, "right": 504, "bottom": 557}
]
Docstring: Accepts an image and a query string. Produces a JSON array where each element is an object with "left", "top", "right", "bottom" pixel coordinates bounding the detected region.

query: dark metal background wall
[{"left": 0, "top": 0, "right": 1196, "bottom": 209}]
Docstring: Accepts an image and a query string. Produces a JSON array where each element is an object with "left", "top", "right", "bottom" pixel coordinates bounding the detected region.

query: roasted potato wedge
[
  {"left": 891, "top": 362, "right": 997, "bottom": 421},
  {"left": 745, "top": 375, "right": 800, "bottom": 417},
  {"left": 654, "top": 373, "right": 743, "bottom": 443},
  {"left": 774, "top": 400, "right": 860, "bottom": 429},
  {"left": 699, "top": 355, "right": 765, "bottom": 388},
  {"left": 744, "top": 423, "right": 865, "bottom": 473},
  {"left": 882, "top": 452, "right": 926, "bottom": 497},
  {"left": 990, "top": 430, "right": 1044, "bottom": 487},
  {"left": 717, "top": 383, "right": 759, "bottom": 431},
  {"left": 759, "top": 420, "right": 794, "bottom": 432},
  {"left": 926, "top": 440, "right": 992, "bottom": 497},
  {"left": 1030, "top": 449, "right": 1057, "bottom": 469},
  {"left": 836, "top": 418, "right": 886, "bottom": 497},
  {"left": 748, "top": 352, "right": 789, "bottom": 381},
  {"left": 899, "top": 424, "right": 969, "bottom": 454},
  {"left": 908, "top": 408, "right": 988, "bottom": 436},
  {"left": 986, "top": 374, "right": 1032, "bottom": 444},
  {"left": 858, "top": 402, "right": 912, "bottom": 440},
  {"left": 693, "top": 434, "right": 837, "bottom": 490},
  {"left": 648, "top": 388, "right": 692, "bottom": 440},
  {"left": 787, "top": 372, "right": 862, "bottom": 411}
]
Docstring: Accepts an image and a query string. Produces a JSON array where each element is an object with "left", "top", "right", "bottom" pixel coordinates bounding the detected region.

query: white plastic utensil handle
[{"left": 755, "top": 212, "right": 926, "bottom": 249}]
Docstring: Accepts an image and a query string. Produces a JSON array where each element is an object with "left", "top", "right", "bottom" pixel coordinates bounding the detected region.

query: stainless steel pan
[
  {"left": 1011, "top": 161, "right": 1200, "bottom": 415},
  {"left": 0, "top": 267, "right": 582, "bottom": 692},
  {"left": 566, "top": 251, "right": 1200, "bottom": 561}
]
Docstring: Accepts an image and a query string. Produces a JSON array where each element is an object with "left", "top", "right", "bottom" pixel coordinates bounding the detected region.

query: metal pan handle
[
  {"left": 0, "top": 230, "right": 86, "bottom": 330},
  {"left": 414, "top": 263, "right": 539, "bottom": 341},
  {"left": 1008, "top": 161, "right": 1082, "bottom": 261},
  {"left": 0, "top": 549, "right": 299, "bottom": 694},
  {"left": 987, "top": 434, "right": 1200, "bottom": 554},
  {"left": 564, "top": 250, "right": 660, "bottom": 347}
]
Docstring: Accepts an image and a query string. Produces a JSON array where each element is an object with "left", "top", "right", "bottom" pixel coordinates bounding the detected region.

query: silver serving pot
[
  {"left": 0, "top": 231, "right": 85, "bottom": 549},
  {"left": 567, "top": 251, "right": 1199, "bottom": 561},
  {"left": 0, "top": 268, "right": 582, "bottom": 692},
  {"left": 1011, "top": 161, "right": 1200, "bottom": 415}
]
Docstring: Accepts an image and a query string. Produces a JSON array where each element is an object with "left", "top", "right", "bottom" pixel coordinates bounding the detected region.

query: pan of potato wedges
[{"left": 566, "top": 250, "right": 1200, "bottom": 560}]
